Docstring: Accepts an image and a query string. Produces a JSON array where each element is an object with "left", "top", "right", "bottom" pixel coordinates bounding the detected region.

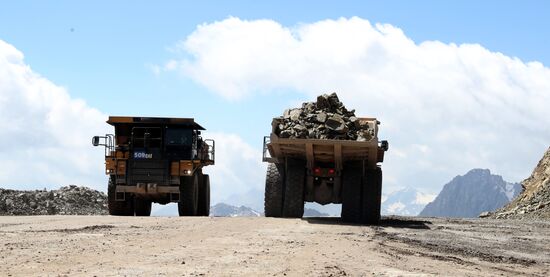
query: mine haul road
[{"left": 0, "top": 216, "right": 549, "bottom": 276}]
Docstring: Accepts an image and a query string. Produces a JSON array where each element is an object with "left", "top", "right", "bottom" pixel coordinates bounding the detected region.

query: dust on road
[{"left": 0, "top": 216, "right": 549, "bottom": 276}]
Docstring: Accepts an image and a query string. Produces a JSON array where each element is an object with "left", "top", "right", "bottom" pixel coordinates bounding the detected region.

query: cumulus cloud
[
  {"left": 169, "top": 17, "right": 550, "bottom": 191},
  {"left": 0, "top": 40, "right": 110, "bottom": 190},
  {"left": 202, "top": 132, "right": 266, "bottom": 205}
]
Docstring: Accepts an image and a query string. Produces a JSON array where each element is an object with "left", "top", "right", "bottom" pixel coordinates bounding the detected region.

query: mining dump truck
[
  {"left": 92, "top": 116, "right": 215, "bottom": 216},
  {"left": 263, "top": 117, "right": 388, "bottom": 224}
]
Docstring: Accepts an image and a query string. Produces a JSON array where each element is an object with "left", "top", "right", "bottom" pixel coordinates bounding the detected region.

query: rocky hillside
[
  {"left": 491, "top": 147, "right": 550, "bottom": 219},
  {"left": 0, "top": 185, "right": 107, "bottom": 215},
  {"left": 419, "top": 169, "right": 521, "bottom": 218}
]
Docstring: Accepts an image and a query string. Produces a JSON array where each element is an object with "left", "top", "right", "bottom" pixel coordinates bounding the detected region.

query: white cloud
[
  {"left": 0, "top": 40, "right": 110, "bottom": 190},
  {"left": 202, "top": 132, "right": 266, "bottom": 205},
  {"left": 415, "top": 192, "right": 437, "bottom": 205},
  {"left": 0, "top": 39, "right": 266, "bottom": 204},
  {"left": 386, "top": 202, "right": 406, "bottom": 214},
  {"left": 169, "top": 17, "right": 550, "bottom": 192}
]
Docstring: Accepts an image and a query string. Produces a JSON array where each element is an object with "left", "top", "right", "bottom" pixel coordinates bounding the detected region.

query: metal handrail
[
  {"left": 204, "top": 139, "right": 215, "bottom": 164},
  {"left": 262, "top": 136, "right": 276, "bottom": 162}
]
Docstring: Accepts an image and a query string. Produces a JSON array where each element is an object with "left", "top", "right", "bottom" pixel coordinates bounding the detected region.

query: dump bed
[{"left": 263, "top": 117, "right": 386, "bottom": 170}]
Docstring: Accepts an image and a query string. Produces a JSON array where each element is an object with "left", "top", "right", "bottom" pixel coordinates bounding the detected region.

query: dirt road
[{"left": 1, "top": 216, "right": 549, "bottom": 276}]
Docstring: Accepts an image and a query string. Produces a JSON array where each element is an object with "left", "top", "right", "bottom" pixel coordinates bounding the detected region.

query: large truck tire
[
  {"left": 134, "top": 198, "right": 152, "bottom": 216},
  {"left": 264, "top": 163, "right": 285, "bottom": 217},
  {"left": 178, "top": 174, "right": 199, "bottom": 216},
  {"left": 283, "top": 159, "right": 305, "bottom": 218},
  {"left": 197, "top": 174, "right": 211, "bottom": 216},
  {"left": 341, "top": 161, "right": 363, "bottom": 223},
  {"left": 107, "top": 176, "right": 134, "bottom": 216},
  {"left": 362, "top": 167, "right": 382, "bottom": 224}
]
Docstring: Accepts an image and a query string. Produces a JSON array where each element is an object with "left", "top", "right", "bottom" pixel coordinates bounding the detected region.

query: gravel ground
[{"left": 0, "top": 216, "right": 548, "bottom": 276}]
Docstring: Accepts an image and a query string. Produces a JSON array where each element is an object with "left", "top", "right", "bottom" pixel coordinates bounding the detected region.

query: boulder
[{"left": 325, "top": 115, "right": 347, "bottom": 133}]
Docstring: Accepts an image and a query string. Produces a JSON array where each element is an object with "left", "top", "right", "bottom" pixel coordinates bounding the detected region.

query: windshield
[{"left": 165, "top": 128, "right": 193, "bottom": 145}]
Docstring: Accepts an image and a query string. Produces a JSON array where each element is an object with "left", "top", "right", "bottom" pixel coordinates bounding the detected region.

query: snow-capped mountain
[
  {"left": 219, "top": 188, "right": 264, "bottom": 212},
  {"left": 381, "top": 187, "right": 436, "bottom": 216},
  {"left": 150, "top": 202, "right": 262, "bottom": 217},
  {"left": 419, "top": 169, "right": 522, "bottom": 218},
  {"left": 221, "top": 189, "right": 340, "bottom": 216},
  {"left": 210, "top": 203, "right": 262, "bottom": 217}
]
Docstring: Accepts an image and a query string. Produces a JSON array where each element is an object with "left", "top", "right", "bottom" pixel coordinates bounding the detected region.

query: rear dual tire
[
  {"left": 197, "top": 174, "right": 210, "bottom": 216},
  {"left": 363, "top": 167, "right": 382, "bottom": 224},
  {"left": 341, "top": 162, "right": 363, "bottom": 223},
  {"left": 283, "top": 159, "right": 305, "bottom": 218},
  {"left": 264, "top": 159, "right": 305, "bottom": 218},
  {"left": 178, "top": 172, "right": 210, "bottom": 217},
  {"left": 341, "top": 162, "right": 382, "bottom": 224},
  {"left": 178, "top": 174, "right": 199, "bottom": 216},
  {"left": 264, "top": 163, "right": 285, "bottom": 217}
]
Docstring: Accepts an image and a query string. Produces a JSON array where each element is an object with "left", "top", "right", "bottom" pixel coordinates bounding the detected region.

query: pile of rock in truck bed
[
  {"left": 274, "top": 93, "right": 375, "bottom": 141},
  {"left": 0, "top": 185, "right": 107, "bottom": 215}
]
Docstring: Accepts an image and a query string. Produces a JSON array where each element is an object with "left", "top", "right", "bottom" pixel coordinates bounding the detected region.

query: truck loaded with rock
[{"left": 263, "top": 93, "right": 389, "bottom": 223}]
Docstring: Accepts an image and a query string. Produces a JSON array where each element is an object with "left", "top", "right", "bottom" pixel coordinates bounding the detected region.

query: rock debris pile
[
  {"left": 274, "top": 92, "right": 375, "bottom": 141},
  {"left": 490, "top": 147, "right": 550, "bottom": 219},
  {"left": 0, "top": 185, "right": 107, "bottom": 215}
]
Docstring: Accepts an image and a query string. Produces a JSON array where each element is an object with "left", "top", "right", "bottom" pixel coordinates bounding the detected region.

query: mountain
[
  {"left": 150, "top": 202, "right": 263, "bottom": 217},
  {"left": 492, "top": 147, "right": 550, "bottom": 219},
  {"left": 210, "top": 203, "right": 262, "bottom": 217},
  {"left": 220, "top": 188, "right": 265, "bottom": 212},
  {"left": 381, "top": 187, "right": 436, "bottom": 216},
  {"left": 303, "top": 208, "right": 330, "bottom": 217},
  {"left": 419, "top": 169, "right": 522, "bottom": 218},
  {"left": 221, "top": 189, "right": 340, "bottom": 216}
]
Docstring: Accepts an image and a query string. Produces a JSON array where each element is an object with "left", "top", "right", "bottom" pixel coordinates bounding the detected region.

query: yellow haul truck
[
  {"left": 263, "top": 117, "right": 388, "bottom": 224},
  {"left": 93, "top": 116, "right": 215, "bottom": 216}
]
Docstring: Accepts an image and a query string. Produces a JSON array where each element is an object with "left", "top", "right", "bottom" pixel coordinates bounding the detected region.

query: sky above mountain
[{"left": 1, "top": 1, "right": 549, "bottom": 206}]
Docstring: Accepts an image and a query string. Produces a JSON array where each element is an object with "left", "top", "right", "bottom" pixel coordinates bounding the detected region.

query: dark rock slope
[{"left": 419, "top": 169, "right": 521, "bottom": 218}]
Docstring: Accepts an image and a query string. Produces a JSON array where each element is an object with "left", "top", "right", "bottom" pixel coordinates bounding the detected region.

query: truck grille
[{"left": 128, "top": 160, "right": 168, "bottom": 185}]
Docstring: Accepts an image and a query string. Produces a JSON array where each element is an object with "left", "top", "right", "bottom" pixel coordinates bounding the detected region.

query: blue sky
[
  {"left": 1, "top": 1, "right": 550, "bottom": 211},
  {"left": 2, "top": 1, "right": 548, "bottom": 141},
  {"left": 1, "top": 1, "right": 547, "bottom": 141}
]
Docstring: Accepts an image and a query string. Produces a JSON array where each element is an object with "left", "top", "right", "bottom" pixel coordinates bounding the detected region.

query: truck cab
[{"left": 93, "top": 116, "right": 214, "bottom": 216}]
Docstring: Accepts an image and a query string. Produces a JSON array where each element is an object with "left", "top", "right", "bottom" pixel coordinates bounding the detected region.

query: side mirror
[
  {"left": 380, "top": 140, "right": 389, "bottom": 151},
  {"left": 92, "top": 136, "right": 100, "bottom": 147}
]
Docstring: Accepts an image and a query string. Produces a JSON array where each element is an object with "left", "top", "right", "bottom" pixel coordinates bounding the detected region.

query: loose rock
[
  {"left": 0, "top": 185, "right": 107, "bottom": 215},
  {"left": 274, "top": 92, "right": 375, "bottom": 140}
]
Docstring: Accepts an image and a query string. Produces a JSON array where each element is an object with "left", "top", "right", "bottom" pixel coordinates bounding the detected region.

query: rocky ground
[
  {"left": 0, "top": 185, "right": 107, "bottom": 215},
  {"left": 0, "top": 216, "right": 548, "bottom": 276},
  {"left": 491, "top": 147, "right": 550, "bottom": 219}
]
